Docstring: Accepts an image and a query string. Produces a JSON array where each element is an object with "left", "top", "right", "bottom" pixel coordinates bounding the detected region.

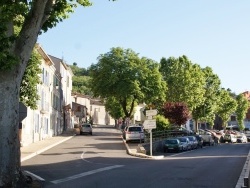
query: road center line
[{"left": 51, "top": 165, "right": 124, "bottom": 184}]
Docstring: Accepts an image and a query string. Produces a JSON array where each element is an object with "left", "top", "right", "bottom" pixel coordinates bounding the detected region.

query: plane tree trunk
[{"left": 0, "top": 1, "right": 46, "bottom": 185}]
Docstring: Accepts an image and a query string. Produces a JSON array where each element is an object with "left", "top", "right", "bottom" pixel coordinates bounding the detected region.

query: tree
[
  {"left": 236, "top": 94, "right": 249, "bottom": 130},
  {"left": 162, "top": 102, "right": 190, "bottom": 126},
  {"left": 89, "top": 47, "right": 167, "bottom": 119},
  {"left": 72, "top": 75, "right": 92, "bottom": 95},
  {"left": 104, "top": 96, "right": 125, "bottom": 120},
  {"left": 0, "top": 1, "right": 93, "bottom": 186},
  {"left": 216, "top": 89, "right": 237, "bottom": 128},
  {"left": 192, "top": 67, "right": 221, "bottom": 130},
  {"left": 20, "top": 48, "right": 42, "bottom": 109},
  {"left": 159, "top": 56, "right": 206, "bottom": 111},
  {"left": 155, "top": 115, "right": 170, "bottom": 131}
]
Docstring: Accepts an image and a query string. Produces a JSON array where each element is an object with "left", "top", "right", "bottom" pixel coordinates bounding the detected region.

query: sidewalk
[{"left": 21, "top": 131, "right": 75, "bottom": 162}]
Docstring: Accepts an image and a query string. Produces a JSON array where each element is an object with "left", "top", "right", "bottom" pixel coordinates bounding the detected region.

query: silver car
[
  {"left": 124, "top": 125, "right": 144, "bottom": 143},
  {"left": 80, "top": 123, "right": 93, "bottom": 135},
  {"left": 177, "top": 137, "right": 192, "bottom": 151}
]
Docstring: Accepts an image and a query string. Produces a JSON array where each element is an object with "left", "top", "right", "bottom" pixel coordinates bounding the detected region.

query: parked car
[
  {"left": 177, "top": 137, "right": 192, "bottom": 151},
  {"left": 80, "top": 123, "right": 93, "bottom": 135},
  {"left": 198, "top": 129, "right": 214, "bottom": 146},
  {"left": 223, "top": 133, "right": 237, "bottom": 143},
  {"left": 124, "top": 125, "right": 145, "bottom": 143},
  {"left": 186, "top": 136, "right": 198, "bottom": 149},
  {"left": 163, "top": 138, "right": 183, "bottom": 153},
  {"left": 194, "top": 135, "right": 203, "bottom": 148},
  {"left": 236, "top": 133, "right": 248, "bottom": 143}
]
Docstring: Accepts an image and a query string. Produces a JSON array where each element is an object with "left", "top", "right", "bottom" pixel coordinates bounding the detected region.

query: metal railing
[{"left": 144, "top": 130, "right": 192, "bottom": 143}]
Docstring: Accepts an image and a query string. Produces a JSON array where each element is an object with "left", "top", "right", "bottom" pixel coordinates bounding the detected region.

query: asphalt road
[{"left": 21, "top": 126, "right": 250, "bottom": 188}]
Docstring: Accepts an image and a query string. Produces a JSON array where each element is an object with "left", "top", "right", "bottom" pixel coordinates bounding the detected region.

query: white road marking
[
  {"left": 81, "top": 151, "right": 121, "bottom": 165},
  {"left": 24, "top": 170, "right": 45, "bottom": 181},
  {"left": 51, "top": 165, "right": 124, "bottom": 184}
]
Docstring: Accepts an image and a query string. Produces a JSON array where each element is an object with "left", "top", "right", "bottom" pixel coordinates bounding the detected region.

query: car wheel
[
  {"left": 80, "top": 132, "right": 82, "bottom": 135},
  {"left": 90, "top": 132, "right": 92, "bottom": 135}
]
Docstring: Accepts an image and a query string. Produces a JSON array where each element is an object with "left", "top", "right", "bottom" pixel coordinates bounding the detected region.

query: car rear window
[
  {"left": 166, "top": 140, "right": 178, "bottom": 144},
  {"left": 82, "top": 124, "right": 91, "bottom": 127},
  {"left": 128, "top": 127, "right": 142, "bottom": 132}
]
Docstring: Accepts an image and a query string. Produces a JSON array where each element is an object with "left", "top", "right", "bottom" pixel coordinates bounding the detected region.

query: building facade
[{"left": 20, "top": 44, "right": 73, "bottom": 146}]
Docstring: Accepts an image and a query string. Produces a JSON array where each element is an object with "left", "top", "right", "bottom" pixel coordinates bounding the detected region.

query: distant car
[
  {"left": 80, "top": 123, "right": 93, "bottom": 135},
  {"left": 223, "top": 133, "right": 237, "bottom": 143},
  {"left": 194, "top": 135, "right": 203, "bottom": 148},
  {"left": 186, "top": 136, "right": 198, "bottom": 149},
  {"left": 124, "top": 125, "right": 144, "bottom": 143},
  {"left": 163, "top": 138, "right": 183, "bottom": 153},
  {"left": 198, "top": 129, "right": 214, "bottom": 146},
  {"left": 176, "top": 137, "right": 192, "bottom": 151},
  {"left": 237, "top": 133, "right": 248, "bottom": 143}
]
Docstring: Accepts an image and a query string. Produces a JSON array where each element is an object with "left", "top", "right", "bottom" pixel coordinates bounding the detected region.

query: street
[{"left": 21, "top": 126, "right": 250, "bottom": 188}]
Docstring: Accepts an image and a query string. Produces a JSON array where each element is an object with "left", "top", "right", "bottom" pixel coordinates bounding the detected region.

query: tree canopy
[
  {"left": 162, "top": 102, "right": 190, "bottom": 126},
  {"left": 216, "top": 89, "right": 237, "bottom": 127},
  {"left": 159, "top": 55, "right": 206, "bottom": 111},
  {"left": 236, "top": 94, "right": 249, "bottom": 130},
  {"left": 89, "top": 47, "right": 167, "bottom": 118},
  {"left": 192, "top": 67, "right": 221, "bottom": 128}
]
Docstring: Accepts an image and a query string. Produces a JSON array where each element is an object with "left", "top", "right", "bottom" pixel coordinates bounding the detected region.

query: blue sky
[{"left": 38, "top": 0, "right": 250, "bottom": 94}]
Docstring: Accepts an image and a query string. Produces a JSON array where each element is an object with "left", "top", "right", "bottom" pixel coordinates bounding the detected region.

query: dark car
[
  {"left": 163, "top": 138, "right": 183, "bottom": 153},
  {"left": 194, "top": 135, "right": 203, "bottom": 148}
]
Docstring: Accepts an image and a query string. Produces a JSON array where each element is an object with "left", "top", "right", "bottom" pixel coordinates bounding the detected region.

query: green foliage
[
  {"left": 72, "top": 76, "right": 92, "bottom": 95},
  {"left": 69, "top": 64, "right": 91, "bottom": 95},
  {"left": 20, "top": 49, "right": 42, "bottom": 109},
  {"left": 162, "top": 102, "right": 190, "bottom": 126},
  {"left": 0, "top": 1, "right": 92, "bottom": 70},
  {"left": 236, "top": 94, "right": 249, "bottom": 130},
  {"left": 159, "top": 55, "right": 205, "bottom": 111},
  {"left": 41, "top": 0, "right": 93, "bottom": 33},
  {"left": 216, "top": 89, "right": 237, "bottom": 127},
  {"left": 69, "top": 64, "right": 89, "bottom": 76},
  {"left": 155, "top": 115, "right": 170, "bottom": 131},
  {"left": 89, "top": 47, "right": 166, "bottom": 118},
  {"left": 192, "top": 67, "right": 221, "bottom": 126},
  {"left": 104, "top": 97, "right": 125, "bottom": 119}
]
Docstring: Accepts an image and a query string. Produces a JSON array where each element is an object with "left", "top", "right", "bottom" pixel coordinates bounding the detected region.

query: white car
[
  {"left": 237, "top": 133, "right": 248, "bottom": 143},
  {"left": 79, "top": 123, "right": 93, "bottom": 135},
  {"left": 223, "top": 133, "right": 237, "bottom": 143},
  {"left": 124, "top": 125, "right": 144, "bottom": 143}
]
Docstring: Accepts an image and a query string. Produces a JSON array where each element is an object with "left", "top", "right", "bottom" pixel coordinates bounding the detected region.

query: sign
[
  {"left": 143, "top": 119, "right": 156, "bottom": 129},
  {"left": 146, "top": 109, "right": 157, "bottom": 117}
]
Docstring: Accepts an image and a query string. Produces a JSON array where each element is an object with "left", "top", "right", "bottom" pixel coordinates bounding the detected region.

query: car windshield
[
  {"left": 166, "top": 140, "right": 178, "bottom": 144},
  {"left": 187, "top": 137, "right": 194, "bottom": 141},
  {"left": 128, "top": 127, "right": 142, "bottom": 132}
]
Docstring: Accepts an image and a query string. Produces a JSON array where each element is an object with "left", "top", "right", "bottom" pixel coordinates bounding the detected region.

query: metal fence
[{"left": 144, "top": 130, "right": 192, "bottom": 143}]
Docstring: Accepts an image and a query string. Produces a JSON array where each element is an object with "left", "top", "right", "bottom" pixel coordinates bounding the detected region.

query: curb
[
  {"left": 235, "top": 149, "right": 250, "bottom": 188},
  {"left": 21, "top": 135, "right": 75, "bottom": 162},
  {"left": 121, "top": 136, "right": 164, "bottom": 160}
]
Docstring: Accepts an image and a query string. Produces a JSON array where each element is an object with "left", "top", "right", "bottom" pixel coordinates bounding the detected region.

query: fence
[{"left": 144, "top": 130, "right": 192, "bottom": 143}]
